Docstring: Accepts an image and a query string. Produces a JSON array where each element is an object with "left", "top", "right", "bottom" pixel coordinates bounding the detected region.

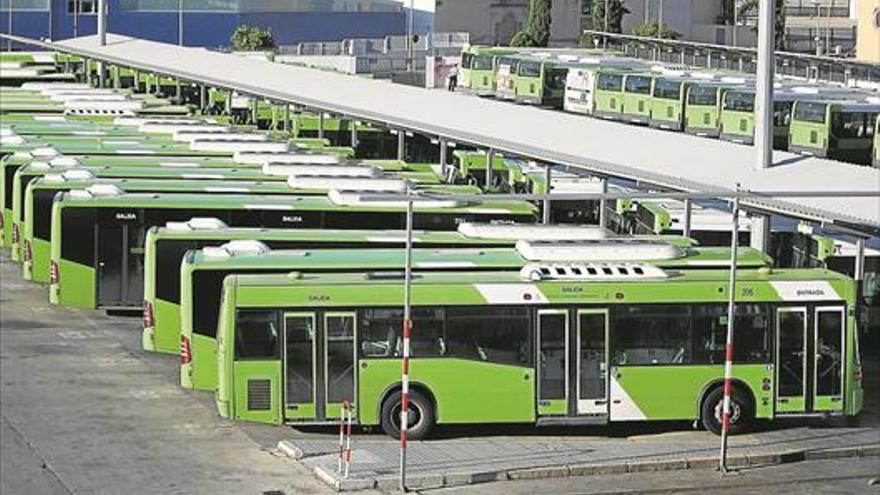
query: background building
[
  {"left": 855, "top": 0, "right": 879, "bottom": 61},
  {"left": 1, "top": 0, "right": 408, "bottom": 47}
]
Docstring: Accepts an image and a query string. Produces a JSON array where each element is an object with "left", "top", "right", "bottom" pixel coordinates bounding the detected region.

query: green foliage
[
  {"left": 510, "top": 0, "right": 552, "bottom": 47},
  {"left": 632, "top": 20, "right": 681, "bottom": 40},
  {"left": 230, "top": 24, "right": 276, "bottom": 51},
  {"left": 591, "top": 0, "right": 630, "bottom": 34},
  {"left": 737, "top": 0, "right": 787, "bottom": 50}
]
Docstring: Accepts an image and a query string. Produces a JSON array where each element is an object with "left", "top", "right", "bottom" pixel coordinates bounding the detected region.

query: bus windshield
[
  {"left": 653, "top": 80, "right": 682, "bottom": 100},
  {"left": 830, "top": 111, "right": 876, "bottom": 139},
  {"left": 688, "top": 86, "right": 718, "bottom": 106},
  {"left": 723, "top": 91, "right": 754, "bottom": 112},
  {"left": 624, "top": 75, "right": 652, "bottom": 95},
  {"left": 793, "top": 101, "right": 827, "bottom": 123},
  {"left": 461, "top": 52, "right": 474, "bottom": 69}
]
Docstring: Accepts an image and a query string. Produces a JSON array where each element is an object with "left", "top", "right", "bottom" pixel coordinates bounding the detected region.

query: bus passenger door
[
  {"left": 283, "top": 313, "right": 317, "bottom": 420},
  {"left": 776, "top": 307, "right": 808, "bottom": 413},
  {"left": 96, "top": 224, "right": 124, "bottom": 307},
  {"left": 537, "top": 310, "right": 568, "bottom": 416},
  {"left": 813, "top": 307, "right": 845, "bottom": 412},
  {"left": 576, "top": 310, "right": 609, "bottom": 416},
  {"left": 323, "top": 312, "right": 356, "bottom": 420}
]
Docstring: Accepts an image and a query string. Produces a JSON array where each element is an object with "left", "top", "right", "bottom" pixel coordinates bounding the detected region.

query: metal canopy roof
[{"left": 7, "top": 34, "right": 880, "bottom": 235}]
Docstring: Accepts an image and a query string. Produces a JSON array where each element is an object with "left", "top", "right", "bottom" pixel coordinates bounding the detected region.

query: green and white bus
[
  {"left": 788, "top": 100, "right": 879, "bottom": 165},
  {"left": 513, "top": 59, "right": 569, "bottom": 108},
  {"left": 143, "top": 221, "right": 551, "bottom": 354},
  {"left": 215, "top": 264, "right": 863, "bottom": 437},
  {"left": 619, "top": 73, "right": 655, "bottom": 124},
  {"left": 459, "top": 46, "right": 517, "bottom": 96},
  {"left": 648, "top": 76, "right": 696, "bottom": 131},
  {"left": 492, "top": 56, "right": 521, "bottom": 101},
  {"left": 18, "top": 174, "right": 297, "bottom": 273},
  {"left": 47, "top": 190, "right": 537, "bottom": 309},
  {"left": 684, "top": 80, "right": 745, "bottom": 138},
  {"left": 181, "top": 240, "right": 768, "bottom": 391}
]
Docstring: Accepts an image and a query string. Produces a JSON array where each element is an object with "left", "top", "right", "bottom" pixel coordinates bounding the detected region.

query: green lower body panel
[
  {"left": 183, "top": 333, "right": 218, "bottom": 391},
  {"left": 358, "top": 358, "right": 536, "bottom": 426},
  {"left": 617, "top": 364, "right": 772, "bottom": 420},
  {"left": 53, "top": 260, "right": 95, "bottom": 309},
  {"left": 32, "top": 238, "right": 52, "bottom": 284},
  {"left": 233, "top": 360, "right": 282, "bottom": 424},
  {"left": 152, "top": 298, "right": 181, "bottom": 354}
]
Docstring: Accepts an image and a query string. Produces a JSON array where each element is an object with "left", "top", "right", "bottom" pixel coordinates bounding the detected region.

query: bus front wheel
[
  {"left": 701, "top": 386, "right": 751, "bottom": 436},
  {"left": 380, "top": 389, "right": 435, "bottom": 440}
]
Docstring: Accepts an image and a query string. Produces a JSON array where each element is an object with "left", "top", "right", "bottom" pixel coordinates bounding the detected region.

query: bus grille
[{"left": 247, "top": 379, "right": 271, "bottom": 411}]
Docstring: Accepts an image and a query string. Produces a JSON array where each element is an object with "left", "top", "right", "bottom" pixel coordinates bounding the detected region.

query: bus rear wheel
[
  {"left": 380, "top": 389, "right": 435, "bottom": 440},
  {"left": 701, "top": 386, "right": 751, "bottom": 436}
]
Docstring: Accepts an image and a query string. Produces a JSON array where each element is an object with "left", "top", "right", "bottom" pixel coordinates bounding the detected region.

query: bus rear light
[
  {"left": 143, "top": 300, "right": 154, "bottom": 329},
  {"left": 11, "top": 224, "right": 19, "bottom": 243},
  {"left": 854, "top": 367, "right": 863, "bottom": 386},
  {"left": 50, "top": 260, "right": 59, "bottom": 284},
  {"left": 762, "top": 377, "right": 772, "bottom": 392},
  {"left": 181, "top": 335, "right": 192, "bottom": 365},
  {"left": 24, "top": 240, "right": 32, "bottom": 262}
]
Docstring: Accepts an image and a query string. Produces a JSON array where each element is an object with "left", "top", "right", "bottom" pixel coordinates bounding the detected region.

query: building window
[
  {"left": 68, "top": 0, "right": 97, "bottom": 14},
  {"left": 0, "top": 0, "right": 50, "bottom": 10}
]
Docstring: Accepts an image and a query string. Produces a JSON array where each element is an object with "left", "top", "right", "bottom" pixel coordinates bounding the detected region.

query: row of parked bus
[
  {"left": 458, "top": 46, "right": 880, "bottom": 167},
  {"left": 0, "top": 52, "right": 868, "bottom": 440}
]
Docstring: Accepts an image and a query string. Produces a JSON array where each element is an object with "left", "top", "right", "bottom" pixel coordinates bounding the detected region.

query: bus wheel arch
[
  {"left": 378, "top": 382, "right": 437, "bottom": 440},
  {"left": 698, "top": 379, "right": 755, "bottom": 435}
]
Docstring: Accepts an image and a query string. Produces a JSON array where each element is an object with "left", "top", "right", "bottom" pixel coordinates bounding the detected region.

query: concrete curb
[
  {"left": 278, "top": 442, "right": 880, "bottom": 492},
  {"left": 276, "top": 440, "right": 304, "bottom": 460}
]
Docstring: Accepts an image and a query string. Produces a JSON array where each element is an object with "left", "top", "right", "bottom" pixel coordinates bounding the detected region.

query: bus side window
[
  {"left": 445, "top": 306, "right": 532, "bottom": 366},
  {"left": 360, "top": 308, "right": 444, "bottom": 358},
  {"left": 234, "top": 310, "right": 280, "bottom": 359}
]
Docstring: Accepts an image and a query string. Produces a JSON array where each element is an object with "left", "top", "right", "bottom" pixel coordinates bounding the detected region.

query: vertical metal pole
[
  {"left": 318, "top": 112, "right": 325, "bottom": 140},
  {"left": 719, "top": 194, "right": 740, "bottom": 474},
  {"left": 407, "top": 0, "right": 414, "bottom": 71},
  {"left": 85, "top": 57, "right": 91, "bottom": 86},
  {"left": 644, "top": 0, "right": 649, "bottom": 24},
  {"left": 438, "top": 138, "right": 448, "bottom": 180},
  {"left": 397, "top": 129, "right": 406, "bottom": 161},
  {"left": 399, "top": 188, "right": 414, "bottom": 492},
  {"left": 7, "top": 0, "right": 12, "bottom": 52},
  {"left": 542, "top": 163, "right": 552, "bottom": 224},
  {"left": 755, "top": 0, "right": 775, "bottom": 171},
  {"left": 250, "top": 97, "right": 258, "bottom": 125},
  {"left": 683, "top": 198, "right": 692, "bottom": 238},
  {"left": 178, "top": 0, "right": 183, "bottom": 46},
  {"left": 604, "top": 0, "right": 609, "bottom": 48},
  {"left": 74, "top": 0, "right": 79, "bottom": 37},
  {"left": 175, "top": 80, "right": 182, "bottom": 102},
  {"left": 97, "top": 0, "right": 106, "bottom": 45},
  {"left": 658, "top": 0, "right": 664, "bottom": 37},
  {"left": 597, "top": 178, "right": 608, "bottom": 228},
  {"left": 485, "top": 148, "right": 495, "bottom": 190},
  {"left": 283, "top": 105, "right": 291, "bottom": 134},
  {"left": 97, "top": 62, "right": 105, "bottom": 88},
  {"left": 732, "top": 0, "right": 738, "bottom": 47}
]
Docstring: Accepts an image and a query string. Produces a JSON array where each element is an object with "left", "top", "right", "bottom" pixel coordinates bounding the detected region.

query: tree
[
  {"left": 631, "top": 20, "right": 681, "bottom": 39},
  {"left": 737, "top": 0, "right": 787, "bottom": 50},
  {"left": 591, "top": 0, "right": 630, "bottom": 35},
  {"left": 510, "top": 0, "right": 552, "bottom": 47},
  {"left": 230, "top": 25, "right": 276, "bottom": 51}
]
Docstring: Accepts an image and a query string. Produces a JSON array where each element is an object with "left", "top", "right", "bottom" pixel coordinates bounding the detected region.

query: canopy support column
[
  {"left": 397, "top": 129, "right": 406, "bottom": 161},
  {"left": 683, "top": 198, "right": 693, "bottom": 238},
  {"left": 318, "top": 112, "right": 325, "bottom": 140},
  {"left": 485, "top": 148, "right": 495, "bottom": 190},
  {"left": 542, "top": 163, "right": 552, "bottom": 224},
  {"left": 438, "top": 138, "right": 448, "bottom": 181},
  {"left": 350, "top": 120, "right": 358, "bottom": 150}
]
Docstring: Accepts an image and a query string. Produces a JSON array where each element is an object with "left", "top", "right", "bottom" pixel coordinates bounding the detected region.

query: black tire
[
  {"left": 701, "top": 385, "right": 752, "bottom": 436},
  {"left": 380, "top": 389, "right": 435, "bottom": 440}
]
